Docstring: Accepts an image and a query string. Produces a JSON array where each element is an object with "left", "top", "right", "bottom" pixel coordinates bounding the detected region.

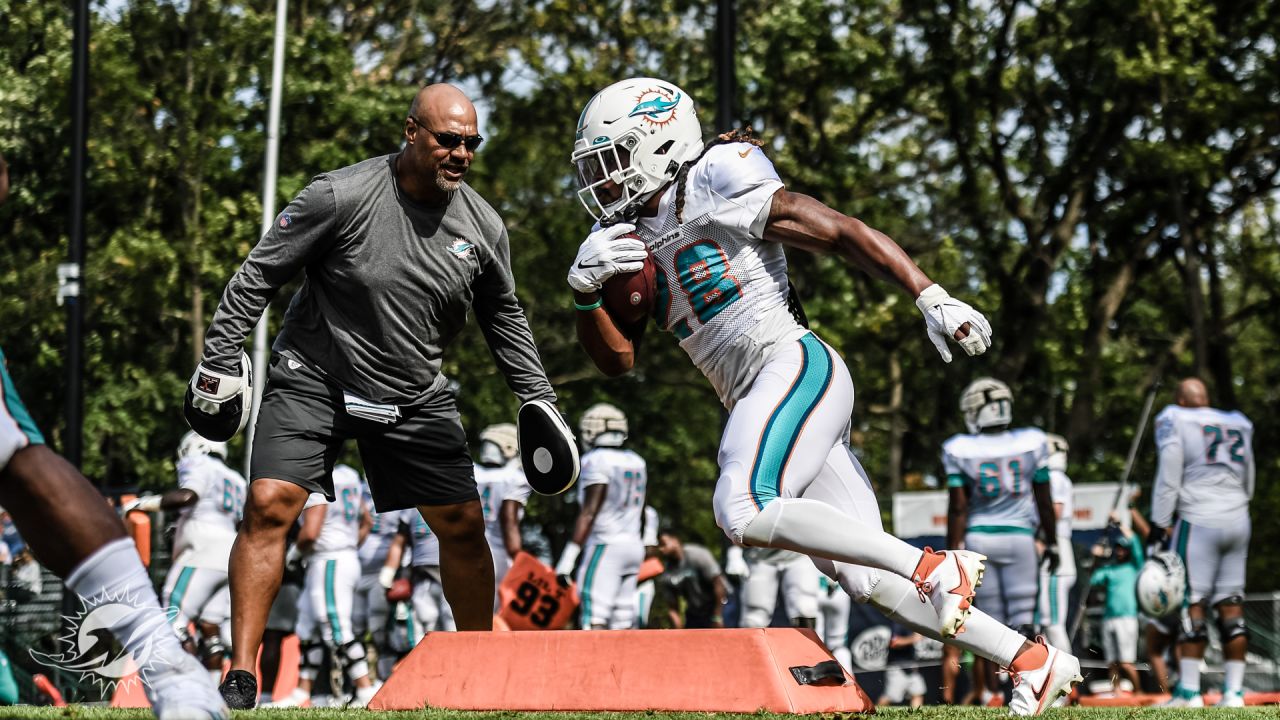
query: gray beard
[{"left": 435, "top": 170, "right": 462, "bottom": 193}]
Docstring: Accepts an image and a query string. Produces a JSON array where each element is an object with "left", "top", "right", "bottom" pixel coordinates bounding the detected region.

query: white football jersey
[
  {"left": 475, "top": 461, "right": 532, "bottom": 548},
  {"left": 626, "top": 142, "right": 804, "bottom": 404},
  {"left": 1152, "top": 405, "right": 1254, "bottom": 527},
  {"left": 303, "top": 464, "right": 365, "bottom": 556},
  {"left": 172, "top": 454, "right": 246, "bottom": 570},
  {"left": 358, "top": 485, "right": 402, "bottom": 575},
  {"left": 642, "top": 505, "right": 660, "bottom": 547},
  {"left": 1049, "top": 469, "right": 1074, "bottom": 540},
  {"left": 942, "top": 427, "right": 1050, "bottom": 531},
  {"left": 578, "top": 447, "right": 647, "bottom": 545},
  {"left": 400, "top": 508, "right": 440, "bottom": 567}
]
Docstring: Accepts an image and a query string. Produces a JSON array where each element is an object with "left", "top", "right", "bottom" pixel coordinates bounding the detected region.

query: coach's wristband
[{"left": 574, "top": 297, "right": 603, "bottom": 312}]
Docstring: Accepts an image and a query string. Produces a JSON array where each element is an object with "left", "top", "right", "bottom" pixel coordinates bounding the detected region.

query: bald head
[
  {"left": 409, "top": 84, "right": 477, "bottom": 129},
  {"left": 1175, "top": 377, "right": 1209, "bottom": 408}
]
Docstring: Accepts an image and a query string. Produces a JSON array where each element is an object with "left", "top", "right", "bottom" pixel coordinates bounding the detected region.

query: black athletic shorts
[{"left": 250, "top": 352, "right": 476, "bottom": 511}]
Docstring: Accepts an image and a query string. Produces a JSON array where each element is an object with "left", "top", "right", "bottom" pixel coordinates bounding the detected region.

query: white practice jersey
[
  {"left": 578, "top": 447, "right": 647, "bottom": 545},
  {"left": 1049, "top": 469, "right": 1074, "bottom": 541},
  {"left": 303, "top": 464, "right": 365, "bottom": 557},
  {"left": 942, "top": 427, "right": 1050, "bottom": 531},
  {"left": 400, "top": 508, "right": 440, "bottom": 567},
  {"left": 642, "top": 505, "right": 660, "bottom": 548},
  {"left": 358, "top": 485, "right": 402, "bottom": 575},
  {"left": 172, "top": 454, "right": 246, "bottom": 569},
  {"left": 1152, "top": 404, "right": 1254, "bottom": 528},
  {"left": 626, "top": 142, "right": 805, "bottom": 406},
  {"left": 476, "top": 461, "right": 532, "bottom": 548}
]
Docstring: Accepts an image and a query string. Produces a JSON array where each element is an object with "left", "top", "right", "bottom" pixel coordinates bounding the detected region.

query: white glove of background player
[
  {"left": 567, "top": 223, "right": 647, "bottom": 293},
  {"left": 915, "top": 284, "right": 992, "bottom": 362}
]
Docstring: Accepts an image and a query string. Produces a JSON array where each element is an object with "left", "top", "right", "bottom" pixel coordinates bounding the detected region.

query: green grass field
[{"left": 0, "top": 708, "right": 1275, "bottom": 719}]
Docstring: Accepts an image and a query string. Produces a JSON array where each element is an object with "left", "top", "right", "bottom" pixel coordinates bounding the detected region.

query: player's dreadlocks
[{"left": 673, "top": 127, "right": 766, "bottom": 223}]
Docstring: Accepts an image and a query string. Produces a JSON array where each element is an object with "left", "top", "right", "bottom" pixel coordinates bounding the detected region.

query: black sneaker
[{"left": 219, "top": 668, "right": 258, "bottom": 710}]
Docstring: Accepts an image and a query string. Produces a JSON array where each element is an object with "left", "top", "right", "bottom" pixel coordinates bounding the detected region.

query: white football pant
[{"left": 577, "top": 541, "right": 644, "bottom": 629}]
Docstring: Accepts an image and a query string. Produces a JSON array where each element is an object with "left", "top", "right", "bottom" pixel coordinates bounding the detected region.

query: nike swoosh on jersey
[{"left": 738, "top": 147, "right": 754, "bottom": 158}]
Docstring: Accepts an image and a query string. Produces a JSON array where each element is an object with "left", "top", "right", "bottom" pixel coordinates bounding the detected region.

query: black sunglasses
[{"left": 409, "top": 115, "right": 483, "bottom": 151}]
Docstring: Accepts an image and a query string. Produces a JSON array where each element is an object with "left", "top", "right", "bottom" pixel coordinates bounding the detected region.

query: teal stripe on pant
[
  {"left": 580, "top": 545, "right": 606, "bottom": 627},
  {"left": 167, "top": 566, "right": 195, "bottom": 621},
  {"left": 325, "top": 559, "right": 343, "bottom": 643},
  {"left": 749, "top": 334, "right": 833, "bottom": 509}
]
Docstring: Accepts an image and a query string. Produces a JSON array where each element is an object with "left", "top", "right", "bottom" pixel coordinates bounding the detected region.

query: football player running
[
  {"left": 1035, "top": 434, "right": 1075, "bottom": 653},
  {"left": 474, "top": 422, "right": 532, "bottom": 603},
  {"left": 740, "top": 547, "right": 819, "bottom": 629},
  {"left": 1150, "top": 378, "right": 1254, "bottom": 708},
  {"left": 555, "top": 403, "right": 647, "bottom": 629},
  {"left": 353, "top": 482, "right": 404, "bottom": 681},
  {"left": 567, "top": 78, "right": 1080, "bottom": 714},
  {"left": 272, "top": 464, "right": 377, "bottom": 708},
  {"left": 131, "top": 432, "right": 247, "bottom": 683},
  {"left": 944, "top": 379, "right": 1059, "bottom": 702}
]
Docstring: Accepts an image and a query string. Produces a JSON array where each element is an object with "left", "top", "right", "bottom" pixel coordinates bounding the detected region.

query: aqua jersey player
[{"left": 565, "top": 77, "right": 1081, "bottom": 715}]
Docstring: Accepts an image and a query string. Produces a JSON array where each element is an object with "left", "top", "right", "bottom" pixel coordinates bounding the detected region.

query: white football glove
[
  {"left": 554, "top": 541, "right": 582, "bottom": 578},
  {"left": 187, "top": 358, "right": 248, "bottom": 415},
  {"left": 378, "top": 565, "right": 397, "bottom": 590},
  {"left": 915, "top": 284, "right": 993, "bottom": 363},
  {"left": 566, "top": 223, "right": 647, "bottom": 293},
  {"left": 122, "top": 495, "right": 162, "bottom": 514}
]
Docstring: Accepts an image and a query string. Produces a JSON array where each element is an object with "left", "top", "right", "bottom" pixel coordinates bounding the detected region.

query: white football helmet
[
  {"left": 178, "top": 430, "right": 227, "bottom": 460},
  {"left": 960, "top": 377, "right": 1014, "bottom": 433},
  {"left": 478, "top": 423, "right": 519, "bottom": 466},
  {"left": 580, "top": 403, "right": 628, "bottom": 448},
  {"left": 1137, "top": 551, "right": 1187, "bottom": 617},
  {"left": 572, "top": 77, "right": 704, "bottom": 224},
  {"left": 1046, "top": 433, "right": 1068, "bottom": 472}
]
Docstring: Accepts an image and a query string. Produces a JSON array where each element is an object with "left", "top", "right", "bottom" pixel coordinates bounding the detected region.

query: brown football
[{"left": 601, "top": 235, "right": 657, "bottom": 326}]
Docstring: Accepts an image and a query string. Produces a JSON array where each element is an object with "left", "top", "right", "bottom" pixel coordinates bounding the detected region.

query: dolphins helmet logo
[
  {"left": 29, "top": 590, "right": 179, "bottom": 696},
  {"left": 628, "top": 87, "right": 681, "bottom": 127}
]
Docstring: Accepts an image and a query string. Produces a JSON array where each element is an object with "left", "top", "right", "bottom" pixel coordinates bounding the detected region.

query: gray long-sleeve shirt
[{"left": 203, "top": 154, "right": 554, "bottom": 406}]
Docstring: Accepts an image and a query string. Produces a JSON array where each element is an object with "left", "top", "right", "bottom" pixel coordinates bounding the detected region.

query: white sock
[
  {"left": 865, "top": 571, "right": 1026, "bottom": 667},
  {"left": 741, "top": 498, "right": 921, "bottom": 579},
  {"left": 1179, "top": 657, "right": 1201, "bottom": 692},
  {"left": 64, "top": 537, "right": 189, "bottom": 680},
  {"left": 1223, "top": 660, "right": 1245, "bottom": 693}
]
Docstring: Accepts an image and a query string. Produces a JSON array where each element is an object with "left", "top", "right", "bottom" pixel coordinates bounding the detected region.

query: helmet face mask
[
  {"left": 572, "top": 78, "right": 704, "bottom": 224},
  {"left": 960, "top": 377, "right": 1014, "bottom": 434}
]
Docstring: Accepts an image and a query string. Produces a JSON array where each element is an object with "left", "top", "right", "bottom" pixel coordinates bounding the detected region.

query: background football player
[
  {"left": 353, "top": 481, "right": 405, "bottom": 682},
  {"left": 1035, "top": 434, "right": 1075, "bottom": 652},
  {"left": 131, "top": 432, "right": 246, "bottom": 682},
  {"left": 1149, "top": 378, "right": 1254, "bottom": 708},
  {"left": 391, "top": 505, "right": 457, "bottom": 638},
  {"left": 944, "top": 378, "right": 1058, "bottom": 703},
  {"left": 815, "top": 573, "right": 853, "bottom": 670},
  {"left": 740, "top": 547, "right": 819, "bottom": 629},
  {"left": 272, "top": 464, "right": 376, "bottom": 708},
  {"left": 566, "top": 78, "right": 1081, "bottom": 714},
  {"left": 474, "top": 422, "right": 532, "bottom": 604},
  {"left": 555, "top": 403, "right": 647, "bottom": 629}
]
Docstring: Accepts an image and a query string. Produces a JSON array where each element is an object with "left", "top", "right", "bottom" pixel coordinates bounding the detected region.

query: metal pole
[
  {"left": 65, "top": 0, "right": 89, "bottom": 472},
  {"left": 715, "top": 0, "right": 736, "bottom": 132},
  {"left": 245, "top": 0, "right": 289, "bottom": 478}
]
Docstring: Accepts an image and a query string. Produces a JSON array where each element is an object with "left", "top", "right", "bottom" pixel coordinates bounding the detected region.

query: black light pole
[
  {"left": 715, "top": 0, "right": 736, "bottom": 132},
  {"left": 65, "top": 0, "right": 88, "bottom": 472}
]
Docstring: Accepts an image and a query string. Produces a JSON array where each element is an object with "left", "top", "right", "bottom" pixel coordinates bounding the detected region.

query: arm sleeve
[
  {"left": 1151, "top": 440, "right": 1184, "bottom": 528},
  {"left": 941, "top": 445, "right": 966, "bottom": 488},
  {"left": 471, "top": 228, "right": 556, "bottom": 404},
  {"left": 202, "top": 178, "right": 339, "bottom": 372},
  {"left": 303, "top": 493, "right": 328, "bottom": 511}
]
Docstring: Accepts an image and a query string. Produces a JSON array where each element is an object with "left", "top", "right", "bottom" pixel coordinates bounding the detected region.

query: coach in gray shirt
[{"left": 194, "top": 84, "right": 558, "bottom": 708}]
